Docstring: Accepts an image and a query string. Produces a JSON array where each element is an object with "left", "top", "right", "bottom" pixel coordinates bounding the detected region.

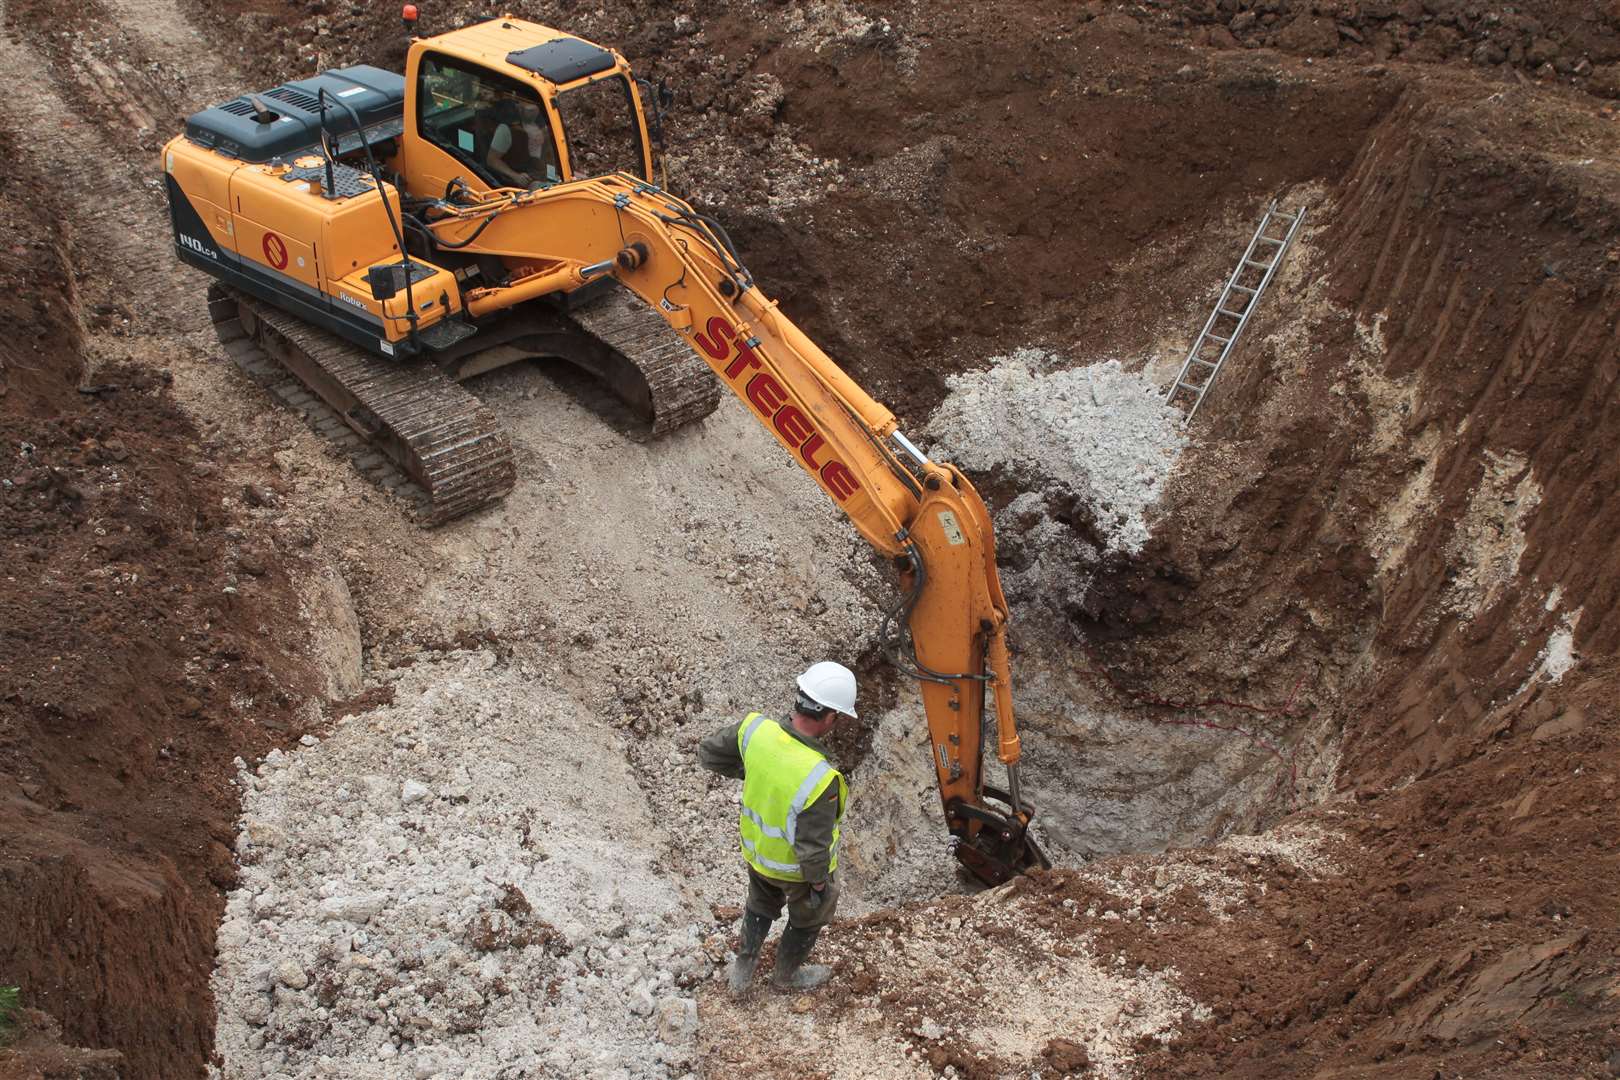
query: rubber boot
[
  {"left": 771, "top": 925, "right": 831, "bottom": 990},
  {"left": 728, "top": 911, "right": 772, "bottom": 997}
]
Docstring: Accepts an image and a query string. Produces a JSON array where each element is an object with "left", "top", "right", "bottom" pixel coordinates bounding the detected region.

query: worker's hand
[{"left": 806, "top": 883, "right": 825, "bottom": 911}]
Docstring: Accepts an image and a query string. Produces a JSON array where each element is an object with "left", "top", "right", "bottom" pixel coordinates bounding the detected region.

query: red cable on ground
[{"left": 1066, "top": 636, "right": 1308, "bottom": 813}]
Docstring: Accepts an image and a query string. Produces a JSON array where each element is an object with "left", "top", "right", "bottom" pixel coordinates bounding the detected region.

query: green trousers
[{"left": 745, "top": 866, "right": 840, "bottom": 929}]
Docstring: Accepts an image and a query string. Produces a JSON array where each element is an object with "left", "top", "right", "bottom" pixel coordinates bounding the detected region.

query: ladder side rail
[
  {"left": 1166, "top": 202, "right": 1279, "bottom": 406},
  {"left": 1187, "top": 204, "right": 1307, "bottom": 419}
]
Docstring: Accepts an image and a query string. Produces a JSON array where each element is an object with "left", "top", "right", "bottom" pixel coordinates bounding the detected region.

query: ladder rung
[{"left": 1175, "top": 201, "right": 1305, "bottom": 417}]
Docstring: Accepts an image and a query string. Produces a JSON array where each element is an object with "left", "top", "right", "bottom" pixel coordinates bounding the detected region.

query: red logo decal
[
  {"left": 262, "top": 232, "right": 289, "bottom": 271},
  {"left": 695, "top": 316, "right": 861, "bottom": 502}
]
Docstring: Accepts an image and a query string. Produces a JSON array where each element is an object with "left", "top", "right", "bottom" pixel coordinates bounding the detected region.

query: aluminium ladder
[{"left": 1165, "top": 200, "right": 1307, "bottom": 420}]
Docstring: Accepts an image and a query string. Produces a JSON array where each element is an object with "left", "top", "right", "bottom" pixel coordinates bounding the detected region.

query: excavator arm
[{"left": 422, "top": 172, "right": 1049, "bottom": 883}]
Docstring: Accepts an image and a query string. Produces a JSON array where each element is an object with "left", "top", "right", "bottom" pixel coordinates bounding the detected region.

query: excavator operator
[
  {"left": 484, "top": 93, "right": 559, "bottom": 189},
  {"left": 697, "top": 661, "right": 857, "bottom": 994}
]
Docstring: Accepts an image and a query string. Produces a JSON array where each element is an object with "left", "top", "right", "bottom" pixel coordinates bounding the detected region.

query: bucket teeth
[
  {"left": 954, "top": 827, "right": 1050, "bottom": 887},
  {"left": 208, "top": 284, "right": 515, "bottom": 525}
]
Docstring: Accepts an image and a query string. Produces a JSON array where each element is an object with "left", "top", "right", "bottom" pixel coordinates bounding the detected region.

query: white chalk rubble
[
  {"left": 925, "top": 349, "right": 1186, "bottom": 564},
  {"left": 212, "top": 652, "right": 713, "bottom": 1080}
]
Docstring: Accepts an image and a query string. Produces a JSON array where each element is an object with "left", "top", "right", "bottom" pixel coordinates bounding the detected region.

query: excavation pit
[{"left": 2, "top": 3, "right": 1617, "bottom": 1079}]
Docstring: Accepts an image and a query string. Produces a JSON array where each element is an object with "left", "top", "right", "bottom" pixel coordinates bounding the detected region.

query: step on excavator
[{"left": 162, "top": 12, "right": 1049, "bottom": 883}]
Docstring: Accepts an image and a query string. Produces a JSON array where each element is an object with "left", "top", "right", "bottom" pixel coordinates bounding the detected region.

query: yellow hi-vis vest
[{"left": 737, "top": 713, "right": 848, "bottom": 882}]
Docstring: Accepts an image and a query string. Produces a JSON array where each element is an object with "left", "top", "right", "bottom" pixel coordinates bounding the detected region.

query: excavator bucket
[
  {"left": 956, "top": 823, "right": 1050, "bottom": 887},
  {"left": 951, "top": 786, "right": 1051, "bottom": 887}
]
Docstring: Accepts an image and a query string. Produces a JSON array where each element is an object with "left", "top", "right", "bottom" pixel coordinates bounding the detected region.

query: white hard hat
[{"left": 796, "top": 661, "right": 858, "bottom": 718}]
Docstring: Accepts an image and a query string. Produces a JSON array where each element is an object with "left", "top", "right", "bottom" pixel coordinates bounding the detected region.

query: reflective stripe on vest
[
  {"left": 740, "top": 713, "right": 767, "bottom": 756},
  {"left": 735, "top": 713, "right": 847, "bottom": 881},
  {"left": 739, "top": 836, "right": 800, "bottom": 876}
]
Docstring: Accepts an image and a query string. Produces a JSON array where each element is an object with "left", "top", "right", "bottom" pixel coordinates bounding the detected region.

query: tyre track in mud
[
  {"left": 102, "top": 0, "right": 243, "bottom": 103},
  {"left": 0, "top": 8, "right": 209, "bottom": 333},
  {"left": 0, "top": 8, "right": 311, "bottom": 504},
  {"left": 0, "top": 5, "right": 443, "bottom": 514},
  {"left": 1, "top": 5, "right": 366, "bottom": 497}
]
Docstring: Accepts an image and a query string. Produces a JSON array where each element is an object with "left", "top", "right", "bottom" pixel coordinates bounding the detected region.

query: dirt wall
[
  {"left": 0, "top": 135, "right": 321, "bottom": 1078},
  {"left": 1323, "top": 85, "right": 1620, "bottom": 780},
  {"left": 1076, "top": 71, "right": 1620, "bottom": 1074}
]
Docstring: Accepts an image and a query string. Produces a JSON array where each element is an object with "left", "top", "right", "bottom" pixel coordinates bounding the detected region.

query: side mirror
[{"left": 366, "top": 263, "right": 408, "bottom": 302}]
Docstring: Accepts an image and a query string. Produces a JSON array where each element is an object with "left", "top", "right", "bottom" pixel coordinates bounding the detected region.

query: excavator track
[
  {"left": 563, "top": 284, "right": 721, "bottom": 438},
  {"left": 208, "top": 284, "right": 516, "bottom": 525}
]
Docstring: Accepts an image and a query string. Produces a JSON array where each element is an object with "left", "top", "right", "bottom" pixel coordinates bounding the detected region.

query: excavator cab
[
  {"left": 402, "top": 20, "right": 657, "bottom": 198},
  {"left": 416, "top": 55, "right": 564, "bottom": 189}
]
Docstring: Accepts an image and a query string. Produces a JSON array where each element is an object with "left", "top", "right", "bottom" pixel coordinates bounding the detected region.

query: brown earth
[
  {"left": 0, "top": 1008, "right": 120, "bottom": 1079},
  {"left": 1102, "top": 69, "right": 1620, "bottom": 1073},
  {"left": 0, "top": 124, "right": 321, "bottom": 1076},
  {"left": 2, "top": 0, "right": 1619, "bottom": 1077}
]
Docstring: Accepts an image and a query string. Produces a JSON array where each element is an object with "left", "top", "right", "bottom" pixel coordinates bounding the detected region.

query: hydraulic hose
[
  {"left": 877, "top": 540, "right": 993, "bottom": 686},
  {"left": 422, "top": 211, "right": 500, "bottom": 250},
  {"left": 317, "top": 88, "right": 417, "bottom": 337}
]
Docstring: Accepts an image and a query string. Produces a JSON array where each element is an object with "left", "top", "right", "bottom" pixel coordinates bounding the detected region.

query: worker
[
  {"left": 485, "top": 94, "right": 557, "bottom": 189},
  {"left": 698, "top": 661, "right": 857, "bottom": 995}
]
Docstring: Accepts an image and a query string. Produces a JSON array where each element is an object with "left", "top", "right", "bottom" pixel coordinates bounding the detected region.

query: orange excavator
[{"left": 161, "top": 13, "right": 1048, "bottom": 883}]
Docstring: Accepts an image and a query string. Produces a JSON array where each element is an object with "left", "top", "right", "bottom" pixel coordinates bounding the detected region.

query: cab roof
[{"left": 421, "top": 18, "right": 622, "bottom": 88}]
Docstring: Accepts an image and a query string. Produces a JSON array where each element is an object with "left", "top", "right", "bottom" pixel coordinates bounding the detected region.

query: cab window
[
  {"left": 553, "top": 75, "right": 647, "bottom": 180},
  {"left": 417, "top": 53, "right": 563, "bottom": 189}
]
